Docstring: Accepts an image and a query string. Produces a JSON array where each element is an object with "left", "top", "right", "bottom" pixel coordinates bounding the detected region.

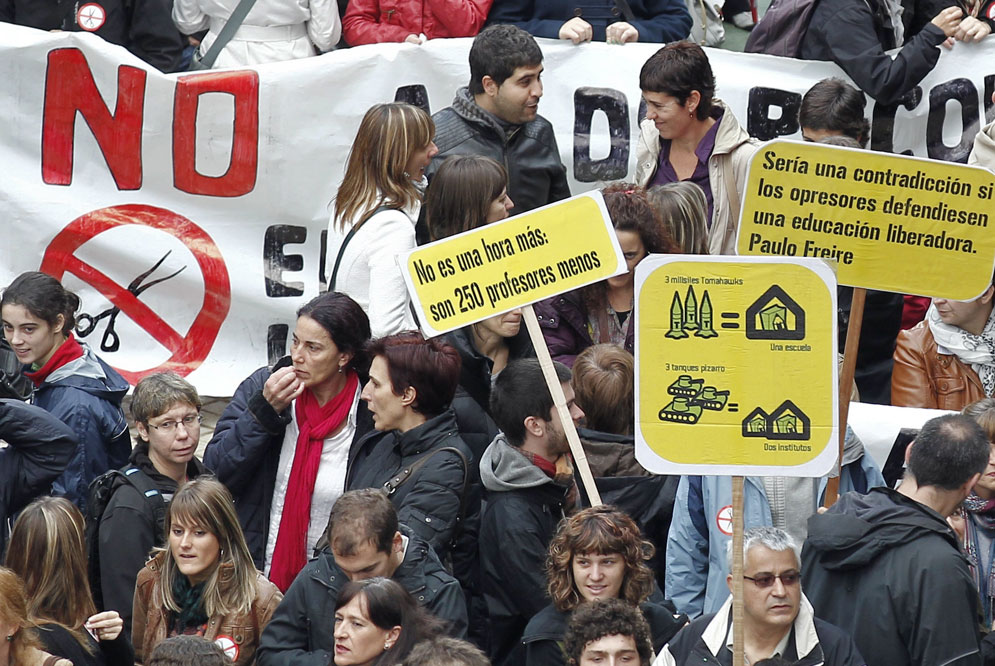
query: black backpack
[
  {"left": 744, "top": 0, "right": 821, "bottom": 57},
  {"left": 85, "top": 466, "right": 166, "bottom": 610}
]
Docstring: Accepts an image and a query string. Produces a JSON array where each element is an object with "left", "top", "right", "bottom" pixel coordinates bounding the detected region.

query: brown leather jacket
[
  {"left": 132, "top": 552, "right": 282, "bottom": 665},
  {"left": 891, "top": 321, "right": 985, "bottom": 410}
]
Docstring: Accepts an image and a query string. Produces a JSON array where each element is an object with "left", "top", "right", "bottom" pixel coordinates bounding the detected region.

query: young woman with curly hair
[{"left": 521, "top": 506, "right": 685, "bottom": 666}]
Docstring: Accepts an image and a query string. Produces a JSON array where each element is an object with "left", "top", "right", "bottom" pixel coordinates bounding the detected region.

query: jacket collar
[
  {"left": 701, "top": 594, "right": 822, "bottom": 660},
  {"left": 451, "top": 86, "right": 521, "bottom": 141}
]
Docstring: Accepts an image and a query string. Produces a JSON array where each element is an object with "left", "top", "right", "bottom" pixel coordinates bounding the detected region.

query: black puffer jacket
[
  {"left": 97, "top": 442, "right": 209, "bottom": 628},
  {"left": 256, "top": 526, "right": 468, "bottom": 666},
  {"left": 346, "top": 409, "right": 475, "bottom": 562},
  {"left": 802, "top": 487, "right": 984, "bottom": 666},
  {"left": 0, "top": 399, "right": 76, "bottom": 555},
  {"left": 204, "top": 359, "right": 373, "bottom": 569},
  {"left": 428, "top": 87, "right": 571, "bottom": 217},
  {"left": 0, "top": 0, "right": 185, "bottom": 72}
]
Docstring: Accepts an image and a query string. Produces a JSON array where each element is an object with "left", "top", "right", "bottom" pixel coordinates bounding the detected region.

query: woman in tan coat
[{"left": 133, "top": 478, "right": 282, "bottom": 665}]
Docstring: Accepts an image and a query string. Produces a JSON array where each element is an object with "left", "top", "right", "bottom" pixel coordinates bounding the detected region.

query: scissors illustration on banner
[{"left": 76, "top": 251, "right": 186, "bottom": 352}]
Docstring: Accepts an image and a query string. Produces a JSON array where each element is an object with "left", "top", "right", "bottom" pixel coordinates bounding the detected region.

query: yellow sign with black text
[
  {"left": 736, "top": 140, "right": 995, "bottom": 299},
  {"left": 400, "top": 192, "right": 626, "bottom": 337},
  {"left": 634, "top": 256, "right": 839, "bottom": 477}
]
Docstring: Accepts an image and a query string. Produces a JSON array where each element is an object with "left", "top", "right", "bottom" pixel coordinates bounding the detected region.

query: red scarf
[
  {"left": 269, "top": 371, "right": 359, "bottom": 592},
  {"left": 24, "top": 334, "right": 84, "bottom": 387}
]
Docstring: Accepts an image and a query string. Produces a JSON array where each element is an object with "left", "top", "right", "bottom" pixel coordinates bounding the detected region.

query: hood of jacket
[
  {"left": 805, "top": 486, "right": 958, "bottom": 571},
  {"left": 39, "top": 342, "right": 129, "bottom": 404},
  {"left": 479, "top": 433, "right": 552, "bottom": 492},
  {"left": 451, "top": 86, "right": 519, "bottom": 141}
]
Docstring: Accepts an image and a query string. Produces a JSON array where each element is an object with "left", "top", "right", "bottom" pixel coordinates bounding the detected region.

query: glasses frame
[
  {"left": 146, "top": 413, "right": 203, "bottom": 432},
  {"left": 742, "top": 570, "right": 801, "bottom": 588}
]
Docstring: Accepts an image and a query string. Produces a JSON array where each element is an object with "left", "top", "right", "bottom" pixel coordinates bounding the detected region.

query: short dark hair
[
  {"left": 799, "top": 78, "right": 870, "bottom": 148},
  {"left": 297, "top": 292, "right": 371, "bottom": 374},
  {"left": 639, "top": 42, "right": 715, "bottom": 121},
  {"left": 908, "top": 414, "right": 990, "bottom": 490},
  {"left": 366, "top": 331, "right": 462, "bottom": 417},
  {"left": 490, "top": 358, "right": 571, "bottom": 446},
  {"left": 563, "top": 599, "right": 653, "bottom": 666},
  {"left": 131, "top": 372, "right": 202, "bottom": 424},
  {"left": 1, "top": 271, "right": 80, "bottom": 334},
  {"left": 468, "top": 25, "right": 543, "bottom": 95},
  {"left": 402, "top": 637, "right": 490, "bottom": 666},
  {"left": 329, "top": 489, "right": 399, "bottom": 556},
  {"left": 148, "top": 636, "right": 231, "bottom": 666},
  {"left": 425, "top": 155, "right": 508, "bottom": 241}
]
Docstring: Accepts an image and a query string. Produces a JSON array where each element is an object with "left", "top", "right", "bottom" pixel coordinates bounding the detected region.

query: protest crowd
[{"left": 3, "top": 0, "right": 995, "bottom": 663}]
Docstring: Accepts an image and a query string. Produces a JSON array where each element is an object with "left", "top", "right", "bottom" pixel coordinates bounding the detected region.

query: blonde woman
[
  {"left": 5, "top": 497, "right": 131, "bottom": 666},
  {"left": 133, "top": 478, "right": 282, "bottom": 665},
  {"left": 327, "top": 103, "right": 437, "bottom": 338},
  {"left": 646, "top": 182, "right": 710, "bottom": 255},
  {"left": 0, "top": 568, "right": 71, "bottom": 666}
]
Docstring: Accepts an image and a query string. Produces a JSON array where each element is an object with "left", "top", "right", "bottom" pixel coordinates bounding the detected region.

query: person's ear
[
  {"left": 53, "top": 313, "right": 66, "bottom": 337},
  {"left": 338, "top": 351, "right": 354, "bottom": 372},
  {"left": 980, "top": 285, "right": 995, "bottom": 305},
  {"left": 687, "top": 90, "right": 702, "bottom": 115},
  {"left": 136, "top": 422, "right": 151, "bottom": 443},
  {"left": 905, "top": 440, "right": 915, "bottom": 464},
  {"left": 400, "top": 385, "right": 417, "bottom": 409},
  {"left": 963, "top": 472, "right": 983, "bottom": 499},
  {"left": 482, "top": 75, "right": 499, "bottom": 97},
  {"left": 726, "top": 572, "right": 734, "bottom": 595},
  {"left": 392, "top": 531, "right": 404, "bottom": 554},
  {"left": 524, "top": 415, "right": 545, "bottom": 438},
  {"left": 386, "top": 625, "right": 401, "bottom": 646}
]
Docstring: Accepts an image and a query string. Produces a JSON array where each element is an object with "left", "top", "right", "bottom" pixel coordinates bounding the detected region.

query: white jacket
[
  {"left": 173, "top": 0, "right": 341, "bottom": 68},
  {"left": 326, "top": 202, "right": 419, "bottom": 338},
  {"left": 969, "top": 116, "right": 995, "bottom": 171},
  {"left": 634, "top": 99, "right": 758, "bottom": 256}
]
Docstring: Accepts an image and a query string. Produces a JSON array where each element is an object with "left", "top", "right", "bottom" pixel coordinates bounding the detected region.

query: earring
[
  {"left": 6, "top": 634, "right": 13, "bottom": 642},
  {"left": 384, "top": 642, "right": 390, "bottom": 651},
  {"left": 338, "top": 366, "right": 344, "bottom": 373}
]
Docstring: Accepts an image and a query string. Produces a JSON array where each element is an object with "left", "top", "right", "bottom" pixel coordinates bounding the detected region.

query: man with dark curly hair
[{"left": 563, "top": 599, "right": 654, "bottom": 666}]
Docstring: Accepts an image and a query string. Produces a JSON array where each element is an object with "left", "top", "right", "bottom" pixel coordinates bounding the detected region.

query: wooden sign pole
[
  {"left": 732, "top": 476, "right": 746, "bottom": 666},
  {"left": 522, "top": 304, "right": 602, "bottom": 506},
  {"left": 822, "top": 286, "right": 866, "bottom": 508}
]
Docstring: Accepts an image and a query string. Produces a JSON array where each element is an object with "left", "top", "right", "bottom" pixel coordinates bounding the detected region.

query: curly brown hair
[{"left": 546, "top": 506, "right": 656, "bottom": 612}]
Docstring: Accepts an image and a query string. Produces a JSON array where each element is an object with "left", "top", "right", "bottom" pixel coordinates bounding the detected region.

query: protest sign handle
[
  {"left": 522, "top": 304, "right": 602, "bottom": 506},
  {"left": 823, "top": 287, "right": 866, "bottom": 508},
  {"left": 732, "top": 475, "right": 745, "bottom": 666}
]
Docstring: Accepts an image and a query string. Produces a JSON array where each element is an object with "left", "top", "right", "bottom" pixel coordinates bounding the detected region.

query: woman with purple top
[{"left": 633, "top": 41, "right": 757, "bottom": 255}]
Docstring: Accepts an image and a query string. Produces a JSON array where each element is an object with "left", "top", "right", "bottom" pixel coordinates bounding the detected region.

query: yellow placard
[
  {"left": 400, "top": 192, "right": 625, "bottom": 336},
  {"left": 736, "top": 140, "right": 995, "bottom": 299},
  {"left": 635, "top": 256, "right": 838, "bottom": 476}
]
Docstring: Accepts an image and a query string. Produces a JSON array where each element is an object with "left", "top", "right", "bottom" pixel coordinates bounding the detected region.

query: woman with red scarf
[
  {"left": 204, "top": 292, "right": 374, "bottom": 591},
  {"left": 0, "top": 272, "right": 130, "bottom": 510}
]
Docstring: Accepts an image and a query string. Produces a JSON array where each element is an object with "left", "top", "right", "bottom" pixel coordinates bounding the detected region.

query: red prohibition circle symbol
[
  {"left": 76, "top": 3, "right": 106, "bottom": 31},
  {"left": 40, "top": 204, "right": 231, "bottom": 384},
  {"left": 716, "top": 505, "right": 734, "bottom": 536}
]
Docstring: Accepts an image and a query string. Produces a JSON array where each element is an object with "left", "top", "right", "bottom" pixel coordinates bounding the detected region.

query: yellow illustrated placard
[
  {"left": 736, "top": 140, "right": 995, "bottom": 299},
  {"left": 400, "top": 192, "right": 625, "bottom": 336},
  {"left": 635, "top": 256, "right": 838, "bottom": 476}
]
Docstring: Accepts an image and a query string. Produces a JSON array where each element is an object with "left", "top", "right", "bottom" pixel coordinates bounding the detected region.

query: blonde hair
[
  {"left": 0, "top": 567, "right": 44, "bottom": 663},
  {"left": 6, "top": 497, "right": 96, "bottom": 652},
  {"left": 333, "top": 103, "right": 435, "bottom": 231},
  {"left": 157, "top": 478, "right": 257, "bottom": 618},
  {"left": 646, "top": 182, "right": 710, "bottom": 254}
]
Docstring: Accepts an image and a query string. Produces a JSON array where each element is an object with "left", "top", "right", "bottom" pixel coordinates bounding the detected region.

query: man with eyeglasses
[
  {"left": 95, "top": 371, "right": 209, "bottom": 634},
  {"left": 654, "top": 527, "right": 864, "bottom": 666},
  {"left": 803, "top": 414, "right": 992, "bottom": 666}
]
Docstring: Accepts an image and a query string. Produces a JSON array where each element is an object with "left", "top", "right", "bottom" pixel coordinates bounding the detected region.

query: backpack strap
[
  {"left": 121, "top": 466, "right": 168, "bottom": 544},
  {"left": 330, "top": 205, "right": 392, "bottom": 291}
]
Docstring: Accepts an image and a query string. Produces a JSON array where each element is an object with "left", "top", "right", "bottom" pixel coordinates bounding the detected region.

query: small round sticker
[
  {"left": 716, "top": 505, "right": 734, "bottom": 536},
  {"left": 215, "top": 635, "right": 239, "bottom": 662},
  {"left": 988, "top": 3, "right": 995, "bottom": 20},
  {"left": 76, "top": 3, "right": 106, "bottom": 31}
]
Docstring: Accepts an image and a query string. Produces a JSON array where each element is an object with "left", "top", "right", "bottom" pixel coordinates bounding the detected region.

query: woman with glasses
[
  {"left": 96, "top": 372, "right": 209, "bottom": 630},
  {"left": 522, "top": 506, "right": 685, "bottom": 666},
  {"left": 133, "top": 478, "right": 282, "bottom": 665},
  {"left": 1, "top": 271, "right": 131, "bottom": 509}
]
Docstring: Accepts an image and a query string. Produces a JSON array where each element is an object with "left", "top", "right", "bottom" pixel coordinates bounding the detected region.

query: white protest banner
[{"left": 0, "top": 24, "right": 992, "bottom": 393}]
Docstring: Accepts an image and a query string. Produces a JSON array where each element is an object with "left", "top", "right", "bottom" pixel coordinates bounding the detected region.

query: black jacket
[
  {"left": 0, "top": 0, "right": 185, "bottom": 72},
  {"left": 97, "top": 442, "right": 208, "bottom": 629},
  {"left": 428, "top": 87, "right": 571, "bottom": 218},
  {"left": 256, "top": 526, "right": 468, "bottom": 666},
  {"left": 523, "top": 600, "right": 684, "bottom": 666},
  {"left": 37, "top": 622, "right": 133, "bottom": 666},
  {"left": 800, "top": 0, "right": 947, "bottom": 105},
  {"left": 479, "top": 435, "right": 572, "bottom": 666},
  {"left": 802, "top": 487, "right": 983, "bottom": 666},
  {"left": 0, "top": 399, "right": 76, "bottom": 554},
  {"left": 204, "top": 360, "right": 374, "bottom": 569},
  {"left": 346, "top": 409, "right": 475, "bottom": 562}
]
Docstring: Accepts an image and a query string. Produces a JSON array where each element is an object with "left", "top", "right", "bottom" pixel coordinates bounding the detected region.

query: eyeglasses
[
  {"left": 147, "top": 414, "right": 202, "bottom": 432},
  {"left": 743, "top": 570, "right": 801, "bottom": 588}
]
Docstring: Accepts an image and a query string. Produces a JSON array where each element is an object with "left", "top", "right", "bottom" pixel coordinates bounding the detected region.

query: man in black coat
[
  {"left": 802, "top": 414, "right": 990, "bottom": 666},
  {"left": 0, "top": 398, "right": 76, "bottom": 554},
  {"left": 257, "top": 490, "right": 468, "bottom": 666},
  {"left": 426, "top": 25, "right": 570, "bottom": 222}
]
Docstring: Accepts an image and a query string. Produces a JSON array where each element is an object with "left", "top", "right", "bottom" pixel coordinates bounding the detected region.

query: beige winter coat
[{"left": 634, "top": 98, "right": 758, "bottom": 255}]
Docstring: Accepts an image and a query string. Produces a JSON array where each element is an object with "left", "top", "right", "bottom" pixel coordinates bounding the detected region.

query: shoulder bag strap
[
  {"left": 614, "top": 0, "right": 638, "bottom": 21},
  {"left": 198, "top": 0, "right": 261, "bottom": 69},
  {"left": 330, "top": 204, "right": 391, "bottom": 291},
  {"left": 382, "top": 446, "right": 468, "bottom": 499}
]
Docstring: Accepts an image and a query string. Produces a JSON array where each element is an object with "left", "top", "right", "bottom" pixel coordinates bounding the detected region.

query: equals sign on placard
[
  {"left": 721, "top": 312, "right": 740, "bottom": 330},
  {"left": 727, "top": 403, "right": 739, "bottom": 413}
]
